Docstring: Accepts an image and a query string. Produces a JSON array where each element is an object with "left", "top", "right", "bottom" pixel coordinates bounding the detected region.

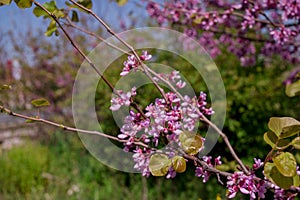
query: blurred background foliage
[{"left": 0, "top": 1, "right": 299, "bottom": 199}]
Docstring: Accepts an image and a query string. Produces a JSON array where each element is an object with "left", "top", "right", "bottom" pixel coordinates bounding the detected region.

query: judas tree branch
[
  {"left": 33, "top": 0, "right": 114, "bottom": 91},
  {"left": 0, "top": 105, "right": 150, "bottom": 149},
  {"left": 69, "top": 0, "right": 170, "bottom": 104}
]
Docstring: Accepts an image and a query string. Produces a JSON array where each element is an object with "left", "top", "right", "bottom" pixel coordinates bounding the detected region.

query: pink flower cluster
[
  {"left": 110, "top": 65, "right": 214, "bottom": 177},
  {"left": 195, "top": 156, "right": 222, "bottom": 183},
  {"left": 155, "top": 70, "right": 187, "bottom": 89},
  {"left": 121, "top": 51, "right": 152, "bottom": 76},
  {"left": 226, "top": 171, "right": 267, "bottom": 199},
  {"left": 145, "top": 0, "right": 300, "bottom": 66},
  {"left": 110, "top": 87, "right": 137, "bottom": 111}
]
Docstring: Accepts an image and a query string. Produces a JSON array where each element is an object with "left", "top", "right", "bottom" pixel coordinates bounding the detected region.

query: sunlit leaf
[
  {"left": 33, "top": 1, "right": 57, "bottom": 18},
  {"left": 171, "top": 156, "right": 186, "bottom": 173},
  {"left": 286, "top": 80, "right": 300, "bottom": 97},
  {"left": 270, "top": 166, "right": 294, "bottom": 189},
  {"left": 179, "top": 131, "right": 203, "bottom": 155},
  {"left": 43, "top": 0, "right": 57, "bottom": 12},
  {"left": 193, "top": 16, "right": 203, "bottom": 24},
  {"left": 263, "top": 162, "right": 275, "bottom": 182},
  {"left": 273, "top": 152, "right": 297, "bottom": 177},
  {"left": 0, "top": 0, "right": 12, "bottom": 6},
  {"left": 293, "top": 173, "right": 300, "bottom": 187},
  {"left": 263, "top": 131, "right": 277, "bottom": 148},
  {"left": 282, "top": 125, "right": 300, "bottom": 138},
  {"left": 53, "top": 9, "right": 65, "bottom": 18},
  {"left": 149, "top": 154, "right": 171, "bottom": 176},
  {"left": 45, "top": 20, "right": 57, "bottom": 37},
  {"left": 33, "top": 7, "right": 47, "bottom": 17},
  {"left": 268, "top": 117, "right": 300, "bottom": 138},
  {"left": 31, "top": 98, "right": 50, "bottom": 107},
  {"left": 115, "top": 0, "right": 128, "bottom": 6},
  {"left": 14, "top": 0, "right": 32, "bottom": 8},
  {"left": 292, "top": 137, "right": 300, "bottom": 150}
]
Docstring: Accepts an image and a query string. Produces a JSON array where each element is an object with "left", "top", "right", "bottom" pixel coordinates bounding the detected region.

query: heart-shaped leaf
[
  {"left": 171, "top": 156, "right": 186, "bottom": 173},
  {"left": 179, "top": 131, "right": 203, "bottom": 155},
  {"left": 263, "top": 162, "right": 275, "bottom": 182},
  {"left": 273, "top": 152, "right": 297, "bottom": 177},
  {"left": 149, "top": 154, "right": 171, "bottom": 176},
  {"left": 282, "top": 125, "right": 300, "bottom": 138},
  {"left": 270, "top": 166, "right": 294, "bottom": 189},
  {"left": 268, "top": 117, "right": 300, "bottom": 138},
  {"left": 263, "top": 131, "right": 278, "bottom": 148}
]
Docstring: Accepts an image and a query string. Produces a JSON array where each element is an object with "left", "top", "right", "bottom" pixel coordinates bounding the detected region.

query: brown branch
[
  {"left": 200, "top": 115, "right": 250, "bottom": 175},
  {"left": 0, "top": 105, "right": 150, "bottom": 149},
  {"left": 33, "top": 1, "right": 148, "bottom": 118},
  {"left": 64, "top": 17, "right": 131, "bottom": 56},
  {"left": 33, "top": 0, "right": 114, "bottom": 91},
  {"left": 69, "top": 0, "right": 169, "bottom": 103}
]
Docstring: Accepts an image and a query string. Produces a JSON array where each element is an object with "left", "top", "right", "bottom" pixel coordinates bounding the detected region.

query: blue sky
[
  {"left": 0, "top": 0, "right": 149, "bottom": 61},
  {"left": 0, "top": 0, "right": 147, "bottom": 33}
]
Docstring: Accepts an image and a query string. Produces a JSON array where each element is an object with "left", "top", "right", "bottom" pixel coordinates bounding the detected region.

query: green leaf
[
  {"left": 171, "top": 156, "right": 186, "bottom": 173},
  {"left": 292, "top": 137, "right": 300, "bottom": 150},
  {"left": 273, "top": 152, "right": 297, "bottom": 177},
  {"left": 268, "top": 117, "right": 300, "bottom": 138},
  {"left": 263, "top": 162, "right": 275, "bottom": 182},
  {"left": 263, "top": 131, "right": 278, "bottom": 148},
  {"left": 33, "top": 7, "right": 47, "bottom": 17},
  {"left": 31, "top": 98, "right": 50, "bottom": 107},
  {"left": 149, "top": 154, "right": 171, "bottom": 176},
  {"left": 77, "top": 0, "right": 92, "bottom": 9},
  {"left": 179, "top": 131, "right": 203, "bottom": 155},
  {"left": 43, "top": 0, "right": 57, "bottom": 12},
  {"left": 282, "top": 125, "right": 300, "bottom": 138},
  {"left": 276, "top": 138, "right": 292, "bottom": 150},
  {"left": 270, "top": 166, "right": 294, "bottom": 189},
  {"left": 33, "top": 1, "right": 58, "bottom": 18},
  {"left": 45, "top": 20, "right": 57, "bottom": 37},
  {"left": 285, "top": 80, "right": 300, "bottom": 97},
  {"left": 0, "top": 0, "right": 12, "bottom": 6},
  {"left": 193, "top": 16, "right": 203, "bottom": 24},
  {"left": 115, "top": 0, "right": 128, "bottom": 6},
  {"left": 293, "top": 173, "right": 300, "bottom": 187},
  {"left": 53, "top": 9, "right": 65, "bottom": 18},
  {"left": 0, "top": 84, "right": 12, "bottom": 91},
  {"left": 14, "top": 0, "right": 32, "bottom": 8},
  {"left": 71, "top": 10, "right": 79, "bottom": 22}
]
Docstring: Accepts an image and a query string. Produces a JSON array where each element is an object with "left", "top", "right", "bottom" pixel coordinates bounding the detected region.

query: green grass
[{"left": 0, "top": 132, "right": 226, "bottom": 200}]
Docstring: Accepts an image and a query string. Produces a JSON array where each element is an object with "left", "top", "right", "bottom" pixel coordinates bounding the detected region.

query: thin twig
[
  {"left": 200, "top": 115, "right": 250, "bottom": 175},
  {"left": 69, "top": 0, "right": 169, "bottom": 103},
  {"left": 33, "top": 0, "right": 114, "bottom": 91},
  {"left": 64, "top": 17, "right": 131, "bottom": 56},
  {"left": 0, "top": 105, "right": 150, "bottom": 149},
  {"left": 33, "top": 1, "right": 147, "bottom": 118}
]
